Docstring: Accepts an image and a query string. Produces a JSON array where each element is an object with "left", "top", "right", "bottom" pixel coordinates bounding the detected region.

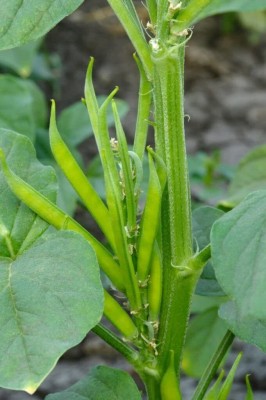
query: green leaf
[
  {"left": 195, "top": 0, "right": 266, "bottom": 23},
  {"left": 55, "top": 167, "right": 79, "bottom": 215},
  {"left": 193, "top": 206, "right": 224, "bottom": 250},
  {"left": 0, "top": 75, "right": 47, "bottom": 141},
  {"left": 57, "top": 102, "right": 94, "bottom": 147},
  {"left": 211, "top": 190, "right": 266, "bottom": 351},
  {"left": 0, "top": 39, "right": 42, "bottom": 77},
  {"left": 45, "top": 365, "right": 141, "bottom": 400},
  {"left": 0, "top": 1, "right": 84, "bottom": 51},
  {"left": 0, "top": 231, "right": 103, "bottom": 394},
  {"left": 57, "top": 97, "right": 128, "bottom": 147},
  {"left": 0, "top": 129, "right": 56, "bottom": 256},
  {"left": 191, "top": 295, "right": 227, "bottom": 314},
  {"left": 0, "top": 130, "right": 103, "bottom": 393},
  {"left": 220, "top": 145, "right": 266, "bottom": 208},
  {"left": 182, "top": 308, "right": 228, "bottom": 378},
  {"left": 86, "top": 154, "right": 106, "bottom": 199},
  {"left": 192, "top": 206, "right": 225, "bottom": 297}
]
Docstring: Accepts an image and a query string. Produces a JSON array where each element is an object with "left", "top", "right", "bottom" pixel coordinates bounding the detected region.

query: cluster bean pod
[
  {"left": 137, "top": 148, "right": 166, "bottom": 283},
  {"left": 0, "top": 149, "right": 125, "bottom": 291},
  {"left": 49, "top": 100, "right": 115, "bottom": 249},
  {"left": 160, "top": 350, "right": 182, "bottom": 400}
]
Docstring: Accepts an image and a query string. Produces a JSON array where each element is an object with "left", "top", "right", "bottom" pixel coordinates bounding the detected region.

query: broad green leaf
[
  {"left": 192, "top": 206, "right": 225, "bottom": 297},
  {"left": 45, "top": 365, "right": 141, "bottom": 400},
  {"left": 0, "top": 130, "right": 103, "bottom": 392},
  {"left": 0, "top": 231, "right": 103, "bottom": 394},
  {"left": 193, "top": 206, "right": 224, "bottom": 249},
  {"left": 211, "top": 190, "right": 266, "bottom": 351},
  {"left": 195, "top": 0, "right": 266, "bottom": 23},
  {"left": 0, "top": 1, "right": 84, "bottom": 51},
  {"left": 182, "top": 308, "right": 227, "bottom": 378},
  {"left": 191, "top": 294, "right": 227, "bottom": 314},
  {"left": 57, "top": 97, "right": 129, "bottom": 147},
  {"left": 220, "top": 145, "right": 266, "bottom": 208},
  {"left": 32, "top": 52, "right": 60, "bottom": 81},
  {"left": 0, "top": 129, "right": 56, "bottom": 256},
  {"left": 218, "top": 301, "right": 266, "bottom": 353},
  {"left": 0, "top": 75, "right": 47, "bottom": 141},
  {"left": 57, "top": 102, "right": 93, "bottom": 147},
  {"left": 87, "top": 154, "right": 106, "bottom": 199},
  {"left": 55, "top": 167, "right": 79, "bottom": 215},
  {"left": 0, "top": 39, "right": 42, "bottom": 77}
]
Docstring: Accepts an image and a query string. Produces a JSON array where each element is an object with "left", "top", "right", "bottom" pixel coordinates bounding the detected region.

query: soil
[{"left": 1, "top": 1, "right": 266, "bottom": 399}]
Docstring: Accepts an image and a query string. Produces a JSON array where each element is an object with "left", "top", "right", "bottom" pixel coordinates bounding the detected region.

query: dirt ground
[{"left": 1, "top": 1, "right": 266, "bottom": 399}]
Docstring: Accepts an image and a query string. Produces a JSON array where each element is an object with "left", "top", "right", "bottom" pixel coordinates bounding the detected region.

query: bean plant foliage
[
  {"left": 0, "top": 130, "right": 103, "bottom": 393},
  {"left": 1, "top": 0, "right": 266, "bottom": 399}
]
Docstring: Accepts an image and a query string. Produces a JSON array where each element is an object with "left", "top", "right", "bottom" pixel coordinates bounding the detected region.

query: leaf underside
[
  {"left": 195, "top": 0, "right": 266, "bottom": 23},
  {"left": 211, "top": 190, "right": 266, "bottom": 351},
  {"left": 45, "top": 365, "right": 142, "bottom": 400}
]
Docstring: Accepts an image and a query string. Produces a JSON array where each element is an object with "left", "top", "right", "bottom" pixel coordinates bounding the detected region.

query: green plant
[{"left": 0, "top": 1, "right": 266, "bottom": 399}]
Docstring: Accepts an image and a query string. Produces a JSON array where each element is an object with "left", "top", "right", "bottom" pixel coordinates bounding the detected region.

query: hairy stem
[
  {"left": 92, "top": 323, "right": 139, "bottom": 366},
  {"left": 153, "top": 41, "right": 194, "bottom": 375}
]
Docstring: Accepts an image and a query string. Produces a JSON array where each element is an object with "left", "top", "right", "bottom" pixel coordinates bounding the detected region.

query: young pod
[
  {"left": 137, "top": 149, "right": 166, "bottom": 283},
  {"left": 98, "top": 91, "right": 142, "bottom": 311},
  {"left": 148, "top": 242, "right": 162, "bottom": 322},
  {"left": 0, "top": 150, "right": 125, "bottom": 291},
  {"left": 160, "top": 350, "right": 182, "bottom": 400},
  {"left": 49, "top": 100, "right": 115, "bottom": 249},
  {"left": 104, "top": 290, "right": 138, "bottom": 340}
]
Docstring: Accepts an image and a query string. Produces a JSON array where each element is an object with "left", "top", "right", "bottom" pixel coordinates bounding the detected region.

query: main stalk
[{"left": 152, "top": 36, "right": 198, "bottom": 379}]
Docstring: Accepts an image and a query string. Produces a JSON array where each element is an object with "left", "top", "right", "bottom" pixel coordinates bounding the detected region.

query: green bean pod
[
  {"left": 49, "top": 100, "right": 115, "bottom": 249},
  {"left": 112, "top": 99, "right": 136, "bottom": 229},
  {"left": 218, "top": 353, "right": 242, "bottom": 400},
  {"left": 128, "top": 150, "right": 143, "bottom": 196},
  {"left": 137, "top": 149, "right": 166, "bottom": 282},
  {"left": 160, "top": 350, "right": 182, "bottom": 400},
  {"left": 245, "top": 375, "right": 254, "bottom": 400},
  {"left": 204, "top": 370, "right": 224, "bottom": 400},
  {"left": 0, "top": 149, "right": 125, "bottom": 291},
  {"left": 84, "top": 57, "right": 99, "bottom": 137},
  {"left": 104, "top": 290, "right": 138, "bottom": 340},
  {"left": 98, "top": 92, "right": 142, "bottom": 311},
  {"left": 133, "top": 53, "right": 152, "bottom": 160},
  {"left": 85, "top": 61, "right": 141, "bottom": 310},
  {"left": 148, "top": 242, "right": 162, "bottom": 322}
]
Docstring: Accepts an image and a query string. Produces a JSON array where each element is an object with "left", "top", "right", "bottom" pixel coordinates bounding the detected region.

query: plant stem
[
  {"left": 152, "top": 41, "right": 195, "bottom": 376},
  {"left": 92, "top": 323, "right": 139, "bottom": 366},
  {"left": 191, "top": 330, "right": 235, "bottom": 400},
  {"left": 133, "top": 53, "right": 152, "bottom": 160},
  {"left": 144, "top": 375, "right": 161, "bottom": 400},
  {"left": 153, "top": 45, "right": 192, "bottom": 266},
  {"left": 106, "top": 0, "right": 152, "bottom": 78}
]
